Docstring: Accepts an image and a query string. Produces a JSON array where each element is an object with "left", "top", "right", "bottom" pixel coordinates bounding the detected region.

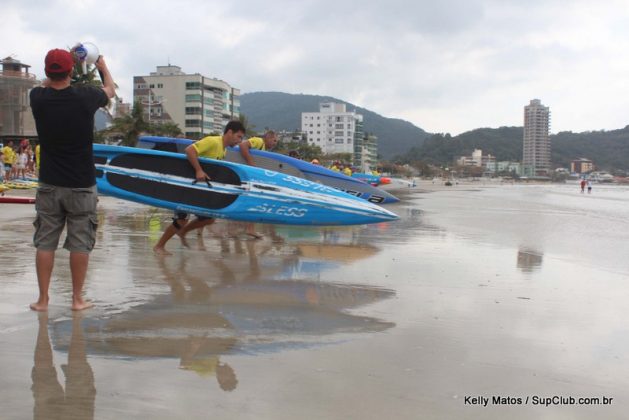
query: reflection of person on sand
[
  {"left": 153, "top": 121, "right": 246, "bottom": 255},
  {"left": 32, "top": 313, "right": 95, "bottom": 419},
  {"left": 178, "top": 336, "right": 238, "bottom": 392}
]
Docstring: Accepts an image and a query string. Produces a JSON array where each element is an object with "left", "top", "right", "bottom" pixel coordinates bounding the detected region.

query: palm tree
[{"left": 101, "top": 101, "right": 149, "bottom": 146}]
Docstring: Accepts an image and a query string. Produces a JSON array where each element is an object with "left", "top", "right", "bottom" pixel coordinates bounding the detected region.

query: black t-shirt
[{"left": 30, "top": 85, "right": 108, "bottom": 188}]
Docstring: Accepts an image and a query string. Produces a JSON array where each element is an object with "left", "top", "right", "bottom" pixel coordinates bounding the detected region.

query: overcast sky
[{"left": 4, "top": 0, "right": 629, "bottom": 135}]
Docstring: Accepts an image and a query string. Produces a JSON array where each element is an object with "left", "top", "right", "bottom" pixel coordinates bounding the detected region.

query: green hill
[
  {"left": 401, "top": 126, "right": 629, "bottom": 171},
  {"left": 239, "top": 92, "right": 430, "bottom": 159}
]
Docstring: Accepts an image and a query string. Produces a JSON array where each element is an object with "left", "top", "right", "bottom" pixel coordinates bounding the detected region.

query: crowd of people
[{"left": 0, "top": 139, "right": 40, "bottom": 182}]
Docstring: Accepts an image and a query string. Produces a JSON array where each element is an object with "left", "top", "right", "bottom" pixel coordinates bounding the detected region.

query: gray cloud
[{"left": 3, "top": 0, "right": 629, "bottom": 134}]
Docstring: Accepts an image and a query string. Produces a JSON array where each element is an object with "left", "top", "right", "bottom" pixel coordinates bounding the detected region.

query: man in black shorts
[{"left": 29, "top": 48, "right": 116, "bottom": 311}]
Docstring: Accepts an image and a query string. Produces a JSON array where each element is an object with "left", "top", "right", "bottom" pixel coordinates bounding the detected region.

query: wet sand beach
[{"left": 1, "top": 182, "right": 628, "bottom": 419}]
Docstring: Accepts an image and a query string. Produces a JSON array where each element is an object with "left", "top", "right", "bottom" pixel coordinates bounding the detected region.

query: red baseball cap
[{"left": 45, "top": 49, "right": 74, "bottom": 74}]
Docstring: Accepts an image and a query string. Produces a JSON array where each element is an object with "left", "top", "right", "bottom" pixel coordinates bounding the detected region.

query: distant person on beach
[
  {"left": 0, "top": 150, "right": 5, "bottom": 182},
  {"left": 153, "top": 120, "right": 246, "bottom": 255},
  {"left": 35, "top": 142, "right": 41, "bottom": 175},
  {"left": 580, "top": 179, "right": 586, "bottom": 193},
  {"left": 2, "top": 140, "right": 15, "bottom": 181},
  {"left": 29, "top": 48, "right": 115, "bottom": 311},
  {"left": 587, "top": 180, "right": 592, "bottom": 194}
]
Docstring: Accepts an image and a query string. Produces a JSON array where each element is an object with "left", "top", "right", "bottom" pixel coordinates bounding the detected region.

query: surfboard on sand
[
  {"left": 93, "top": 144, "right": 398, "bottom": 226},
  {"left": 0, "top": 196, "right": 35, "bottom": 204},
  {"left": 136, "top": 136, "right": 400, "bottom": 204}
]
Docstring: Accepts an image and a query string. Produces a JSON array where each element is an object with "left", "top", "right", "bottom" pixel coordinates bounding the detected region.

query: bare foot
[
  {"left": 246, "top": 232, "right": 263, "bottom": 240},
  {"left": 153, "top": 245, "right": 172, "bottom": 256},
  {"left": 30, "top": 301, "right": 48, "bottom": 311},
  {"left": 71, "top": 300, "right": 94, "bottom": 311},
  {"left": 177, "top": 233, "right": 190, "bottom": 248}
]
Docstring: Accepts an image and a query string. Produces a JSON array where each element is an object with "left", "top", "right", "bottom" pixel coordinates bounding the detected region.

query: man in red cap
[{"left": 29, "top": 48, "right": 116, "bottom": 311}]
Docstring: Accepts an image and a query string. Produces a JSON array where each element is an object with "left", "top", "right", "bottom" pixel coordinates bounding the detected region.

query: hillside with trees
[
  {"left": 400, "top": 126, "right": 629, "bottom": 172},
  {"left": 240, "top": 92, "right": 430, "bottom": 159}
]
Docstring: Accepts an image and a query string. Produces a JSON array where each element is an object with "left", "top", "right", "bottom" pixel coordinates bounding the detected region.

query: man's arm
[
  {"left": 94, "top": 56, "right": 116, "bottom": 99},
  {"left": 185, "top": 144, "right": 210, "bottom": 181},
  {"left": 239, "top": 140, "right": 256, "bottom": 166}
]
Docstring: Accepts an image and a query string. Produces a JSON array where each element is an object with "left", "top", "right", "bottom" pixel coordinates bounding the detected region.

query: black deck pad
[
  {"left": 106, "top": 173, "right": 238, "bottom": 209},
  {"left": 110, "top": 153, "right": 242, "bottom": 185}
]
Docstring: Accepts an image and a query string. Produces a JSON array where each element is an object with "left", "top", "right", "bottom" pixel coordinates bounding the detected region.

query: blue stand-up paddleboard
[
  {"left": 93, "top": 145, "right": 398, "bottom": 226},
  {"left": 137, "top": 136, "right": 400, "bottom": 204}
]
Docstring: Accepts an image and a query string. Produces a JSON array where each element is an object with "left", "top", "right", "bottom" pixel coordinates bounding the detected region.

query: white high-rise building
[
  {"left": 301, "top": 102, "right": 363, "bottom": 155},
  {"left": 522, "top": 99, "right": 551, "bottom": 176},
  {"left": 133, "top": 65, "right": 240, "bottom": 139}
]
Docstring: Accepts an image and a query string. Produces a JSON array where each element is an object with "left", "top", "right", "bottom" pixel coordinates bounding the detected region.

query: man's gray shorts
[{"left": 33, "top": 183, "right": 98, "bottom": 253}]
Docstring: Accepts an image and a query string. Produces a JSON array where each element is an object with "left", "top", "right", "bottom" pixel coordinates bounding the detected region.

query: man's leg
[
  {"left": 179, "top": 218, "right": 215, "bottom": 240},
  {"left": 70, "top": 252, "right": 93, "bottom": 311},
  {"left": 30, "top": 250, "right": 55, "bottom": 311},
  {"left": 153, "top": 218, "right": 188, "bottom": 255}
]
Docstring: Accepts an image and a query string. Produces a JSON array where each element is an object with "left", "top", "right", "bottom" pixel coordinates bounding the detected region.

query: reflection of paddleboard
[
  {"left": 94, "top": 144, "right": 398, "bottom": 226},
  {"left": 137, "top": 136, "right": 400, "bottom": 204},
  {"left": 0, "top": 196, "right": 35, "bottom": 204},
  {"left": 51, "top": 280, "right": 395, "bottom": 357}
]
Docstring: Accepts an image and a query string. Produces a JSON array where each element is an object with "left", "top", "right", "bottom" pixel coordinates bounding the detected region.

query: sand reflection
[{"left": 50, "top": 225, "right": 395, "bottom": 392}]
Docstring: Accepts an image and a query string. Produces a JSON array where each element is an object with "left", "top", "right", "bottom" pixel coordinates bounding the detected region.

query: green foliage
[
  {"left": 238, "top": 113, "right": 257, "bottom": 136},
  {"left": 275, "top": 140, "right": 323, "bottom": 162},
  {"left": 100, "top": 101, "right": 149, "bottom": 146},
  {"left": 99, "top": 101, "right": 184, "bottom": 146}
]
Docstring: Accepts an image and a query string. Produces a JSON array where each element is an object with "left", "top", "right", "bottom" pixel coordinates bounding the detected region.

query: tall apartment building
[
  {"left": 133, "top": 65, "right": 240, "bottom": 139},
  {"left": 0, "top": 56, "right": 38, "bottom": 138},
  {"left": 301, "top": 102, "right": 364, "bottom": 157},
  {"left": 522, "top": 99, "right": 551, "bottom": 176}
]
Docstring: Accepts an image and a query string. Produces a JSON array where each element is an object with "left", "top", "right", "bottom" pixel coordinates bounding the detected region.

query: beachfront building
[
  {"left": 522, "top": 99, "right": 551, "bottom": 177},
  {"left": 354, "top": 133, "right": 378, "bottom": 173},
  {"left": 494, "top": 161, "right": 522, "bottom": 176},
  {"left": 301, "top": 102, "right": 365, "bottom": 160},
  {"left": 456, "top": 149, "right": 495, "bottom": 169},
  {"left": 0, "top": 56, "right": 38, "bottom": 140},
  {"left": 570, "top": 158, "right": 593, "bottom": 174},
  {"left": 133, "top": 65, "right": 240, "bottom": 139}
]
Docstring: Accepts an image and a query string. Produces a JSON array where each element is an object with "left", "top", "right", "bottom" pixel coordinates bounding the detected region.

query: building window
[
  {"left": 335, "top": 124, "right": 344, "bottom": 129},
  {"left": 157, "top": 83, "right": 163, "bottom": 88},
  {"left": 185, "top": 119, "right": 202, "bottom": 127},
  {"left": 185, "top": 107, "right": 202, "bottom": 115},
  {"left": 186, "top": 82, "right": 201, "bottom": 90},
  {"left": 185, "top": 94, "right": 202, "bottom": 102},
  {"left": 335, "top": 138, "right": 343, "bottom": 143},
  {"left": 347, "top": 139, "right": 352, "bottom": 143},
  {"left": 334, "top": 131, "right": 344, "bottom": 136}
]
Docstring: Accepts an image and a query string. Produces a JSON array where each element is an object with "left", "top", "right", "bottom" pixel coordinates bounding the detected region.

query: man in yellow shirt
[
  {"left": 236, "top": 131, "right": 278, "bottom": 238},
  {"left": 238, "top": 131, "right": 278, "bottom": 166},
  {"left": 153, "top": 121, "right": 246, "bottom": 255}
]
